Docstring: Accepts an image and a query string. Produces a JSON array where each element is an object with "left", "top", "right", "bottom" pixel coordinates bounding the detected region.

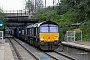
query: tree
[
  {"left": 25, "top": 0, "right": 44, "bottom": 13},
  {"left": 0, "top": 7, "right": 5, "bottom": 25},
  {"left": 25, "top": 0, "right": 34, "bottom": 12},
  {"left": 37, "top": 0, "right": 90, "bottom": 40}
]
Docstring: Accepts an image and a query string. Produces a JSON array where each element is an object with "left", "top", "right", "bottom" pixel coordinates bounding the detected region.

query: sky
[
  {"left": 0, "top": 0, "right": 25, "bottom": 10},
  {"left": 0, "top": 0, "right": 59, "bottom": 10}
]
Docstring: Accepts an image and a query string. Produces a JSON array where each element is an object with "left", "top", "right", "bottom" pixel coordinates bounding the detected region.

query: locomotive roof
[{"left": 26, "top": 20, "right": 58, "bottom": 28}]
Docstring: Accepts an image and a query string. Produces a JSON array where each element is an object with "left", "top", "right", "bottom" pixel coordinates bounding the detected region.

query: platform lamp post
[{"left": 45, "top": 0, "right": 46, "bottom": 8}]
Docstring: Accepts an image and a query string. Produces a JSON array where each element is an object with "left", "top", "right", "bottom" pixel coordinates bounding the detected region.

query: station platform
[
  {"left": 0, "top": 40, "right": 14, "bottom": 60},
  {"left": 61, "top": 41, "right": 90, "bottom": 51}
]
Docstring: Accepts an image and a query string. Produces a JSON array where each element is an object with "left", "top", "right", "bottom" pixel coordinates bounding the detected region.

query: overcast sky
[
  {"left": 0, "top": 0, "right": 58, "bottom": 10},
  {"left": 0, "top": 0, "right": 24, "bottom": 10}
]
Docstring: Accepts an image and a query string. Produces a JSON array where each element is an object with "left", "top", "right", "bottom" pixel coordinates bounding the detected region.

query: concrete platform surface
[
  {"left": 61, "top": 41, "right": 90, "bottom": 51},
  {"left": 0, "top": 43, "right": 14, "bottom": 60}
]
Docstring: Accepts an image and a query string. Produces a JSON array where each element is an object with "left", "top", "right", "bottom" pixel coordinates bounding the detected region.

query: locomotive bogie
[{"left": 40, "top": 42, "right": 58, "bottom": 50}]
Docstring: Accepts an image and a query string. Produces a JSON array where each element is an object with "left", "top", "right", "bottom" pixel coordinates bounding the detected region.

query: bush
[{"left": 80, "top": 20, "right": 90, "bottom": 40}]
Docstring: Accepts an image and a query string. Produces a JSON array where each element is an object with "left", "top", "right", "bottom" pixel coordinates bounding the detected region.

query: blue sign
[{"left": 41, "top": 56, "right": 51, "bottom": 60}]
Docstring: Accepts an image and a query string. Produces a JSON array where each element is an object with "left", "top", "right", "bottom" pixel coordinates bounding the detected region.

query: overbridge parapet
[{"left": 4, "top": 10, "right": 32, "bottom": 17}]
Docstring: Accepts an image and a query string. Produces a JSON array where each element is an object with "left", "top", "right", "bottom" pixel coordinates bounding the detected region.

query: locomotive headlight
[
  {"left": 54, "top": 36, "right": 58, "bottom": 42},
  {"left": 41, "top": 38, "right": 44, "bottom": 41},
  {"left": 54, "top": 38, "right": 58, "bottom": 41}
]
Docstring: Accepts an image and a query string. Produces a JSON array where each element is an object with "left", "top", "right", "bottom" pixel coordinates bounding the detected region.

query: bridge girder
[{"left": 4, "top": 10, "right": 38, "bottom": 28}]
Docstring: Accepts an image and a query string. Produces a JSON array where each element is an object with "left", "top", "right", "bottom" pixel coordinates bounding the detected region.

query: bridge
[{"left": 4, "top": 10, "right": 38, "bottom": 28}]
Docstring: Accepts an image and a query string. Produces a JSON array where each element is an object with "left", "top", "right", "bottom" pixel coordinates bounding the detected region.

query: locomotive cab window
[
  {"left": 40, "top": 24, "right": 48, "bottom": 32},
  {"left": 40, "top": 24, "right": 58, "bottom": 32},
  {"left": 49, "top": 24, "right": 58, "bottom": 32}
]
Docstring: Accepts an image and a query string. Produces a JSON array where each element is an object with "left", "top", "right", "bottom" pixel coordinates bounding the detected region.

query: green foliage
[
  {"left": 80, "top": 21, "right": 90, "bottom": 40},
  {"left": 38, "top": 6, "right": 57, "bottom": 22},
  {"left": 37, "top": 9, "right": 47, "bottom": 22},
  {"left": 0, "top": 12, "right": 4, "bottom": 20},
  {"left": 0, "top": 10, "right": 6, "bottom": 26},
  {"left": 37, "top": 0, "right": 90, "bottom": 41}
]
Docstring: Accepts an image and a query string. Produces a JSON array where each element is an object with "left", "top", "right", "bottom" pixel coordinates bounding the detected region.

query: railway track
[
  {"left": 6, "top": 34, "right": 75, "bottom": 60},
  {"left": 7, "top": 38, "right": 36, "bottom": 60},
  {"left": 44, "top": 51, "right": 75, "bottom": 60},
  {"left": 6, "top": 38, "right": 19, "bottom": 60},
  {"left": 14, "top": 38, "right": 56, "bottom": 60},
  {"left": 14, "top": 38, "right": 75, "bottom": 60},
  {"left": 54, "top": 51, "right": 75, "bottom": 60}
]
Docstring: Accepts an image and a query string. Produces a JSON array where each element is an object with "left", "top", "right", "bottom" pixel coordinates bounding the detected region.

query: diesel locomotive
[{"left": 11, "top": 20, "right": 60, "bottom": 50}]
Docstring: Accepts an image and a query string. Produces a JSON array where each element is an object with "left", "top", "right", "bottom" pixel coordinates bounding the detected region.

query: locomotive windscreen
[
  {"left": 49, "top": 24, "right": 58, "bottom": 32},
  {"left": 40, "top": 24, "right": 58, "bottom": 32}
]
